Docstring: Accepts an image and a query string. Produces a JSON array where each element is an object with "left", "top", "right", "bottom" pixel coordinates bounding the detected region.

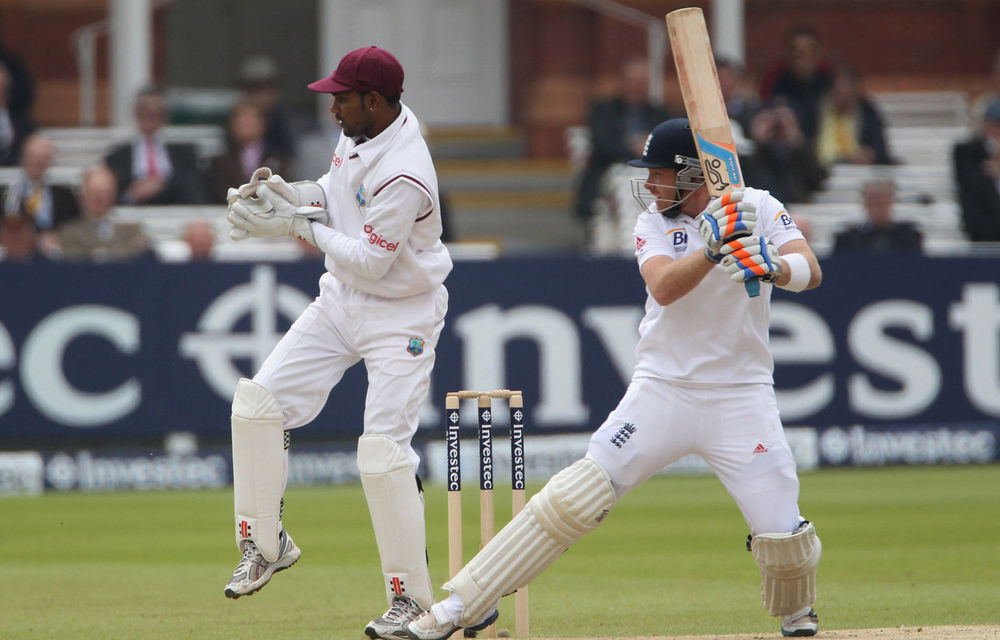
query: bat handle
[{"left": 745, "top": 279, "right": 760, "bottom": 297}]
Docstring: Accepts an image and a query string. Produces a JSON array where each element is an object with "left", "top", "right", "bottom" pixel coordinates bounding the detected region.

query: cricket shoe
[
  {"left": 781, "top": 606, "right": 818, "bottom": 637},
  {"left": 364, "top": 595, "right": 429, "bottom": 640},
  {"left": 224, "top": 528, "right": 301, "bottom": 599},
  {"left": 402, "top": 607, "right": 499, "bottom": 640}
]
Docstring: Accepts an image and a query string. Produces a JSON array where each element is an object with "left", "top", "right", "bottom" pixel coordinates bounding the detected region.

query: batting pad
[
  {"left": 231, "top": 378, "right": 288, "bottom": 562},
  {"left": 447, "top": 457, "right": 617, "bottom": 627},
  {"left": 357, "top": 435, "right": 434, "bottom": 609},
  {"left": 751, "top": 521, "right": 822, "bottom": 616}
]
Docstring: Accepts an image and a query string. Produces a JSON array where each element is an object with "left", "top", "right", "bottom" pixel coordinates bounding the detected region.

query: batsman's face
[
  {"left": 644, "top": 168, "right": 679, "bottom": 209},
  {"left": 330, "top": 90, "right": 373, "bottom": 138}
]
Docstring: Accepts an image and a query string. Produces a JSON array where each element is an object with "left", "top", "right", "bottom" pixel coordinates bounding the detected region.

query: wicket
[{"left": 445, "top": 389, "right": 529, "bottom": 638}]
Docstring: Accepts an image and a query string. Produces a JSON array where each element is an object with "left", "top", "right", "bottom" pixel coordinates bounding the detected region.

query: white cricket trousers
[
  {"left": 253, "top": 273, "right": 448, "bottom": 466},
  {"left": 586, "top": 376, "right": 802, "bottom": 535}
]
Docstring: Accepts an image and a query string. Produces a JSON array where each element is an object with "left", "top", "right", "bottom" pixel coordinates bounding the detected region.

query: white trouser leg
[
  {"left": 358, "top": 434, "right": 434, "bottom": 609},
  {"left": 446, "top": 458, "right": 617, "bottom": 627},
  {"left": 231, "top": 378, "right": 288, "bottom": 562}
]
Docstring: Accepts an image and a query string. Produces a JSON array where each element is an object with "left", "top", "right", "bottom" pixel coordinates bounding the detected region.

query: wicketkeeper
[{"left": 222, "top": 46, "right": 452, "bottom": 640}]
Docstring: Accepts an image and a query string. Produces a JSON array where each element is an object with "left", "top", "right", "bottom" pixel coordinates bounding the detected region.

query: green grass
[{"left": 3, "top": 465, "right": 999, "bottom": 639}]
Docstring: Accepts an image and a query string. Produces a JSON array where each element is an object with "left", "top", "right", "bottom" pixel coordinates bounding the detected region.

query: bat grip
[{"left": 745, "top": 279, "right": 760, "bottom": 297}]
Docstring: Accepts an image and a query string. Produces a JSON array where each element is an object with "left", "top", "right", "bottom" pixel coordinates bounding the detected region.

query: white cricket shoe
[
  {"left": 402, "top": 608, "right": 499, "bottom": 640},
  {"left": 365, "top": 595, "right": 427, "bottom": 640},
  {"left": 781, "top": 606, "right": 818, "bottom": 637},
  {"left": 224, "top": 528, "right": 301, "bottom": 599}
]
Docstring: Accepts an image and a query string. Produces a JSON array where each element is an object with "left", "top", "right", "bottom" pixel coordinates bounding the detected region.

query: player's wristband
[{"left": 776, "top": 252, "right": 810, "bottom": 291}]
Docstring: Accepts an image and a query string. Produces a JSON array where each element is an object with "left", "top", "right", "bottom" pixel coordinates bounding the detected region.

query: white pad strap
[
  {"left": 231, "top": 378, "right": 288, "bottom": 562},
  {"left": 446, "top": 458, "right": 616, "bottom": 626},
  {"left": 751, "top": 521, "right": 822, "bottom": 616},
  {"left": 777, "top": 252, "right": 810, "bottom": 292},
  {"left": 358, "top": 435, "right": 434, "bottom": 609}
]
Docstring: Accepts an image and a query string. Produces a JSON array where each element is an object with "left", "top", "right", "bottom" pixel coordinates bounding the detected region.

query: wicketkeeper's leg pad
[
  {"left": 231, "top": 378, "right": 288, "bottom": 562},
  {"left": 750, "top": 520, "right": 821, "bottom": 616},
  {"left": 358, "top": 434, "right": 434, "bottom": 609},
  {"left": 446, "top": 457, "right": 617, "bottom": 627}
]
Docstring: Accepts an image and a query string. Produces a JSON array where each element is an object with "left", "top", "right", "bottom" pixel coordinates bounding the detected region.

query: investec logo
[
  {"left": 446, "top": 413, "right": 461, "bottom": 491},
  {"left": 510, "top": 424, "right": 525, "bottom": 490},
  {"left": 479, "top": 424, "right": 493, "bottom": 490},
  {"left": 179, "top": 265, "right": 312, "bottom": 399}
]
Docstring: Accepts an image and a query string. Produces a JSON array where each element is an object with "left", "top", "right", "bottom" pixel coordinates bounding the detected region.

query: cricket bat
[{"left": 666, "top": 7, "right": 759, "bottom": 297}]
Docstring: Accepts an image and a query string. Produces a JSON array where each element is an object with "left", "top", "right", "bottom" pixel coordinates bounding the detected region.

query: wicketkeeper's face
[{"left": 330, "top": 90, "right": 374, "bottom": 138}]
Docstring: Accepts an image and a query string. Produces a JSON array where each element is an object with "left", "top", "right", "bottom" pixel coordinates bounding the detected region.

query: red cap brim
[{"left": 307, "top": 76, "right": 352, "bottom": 94}]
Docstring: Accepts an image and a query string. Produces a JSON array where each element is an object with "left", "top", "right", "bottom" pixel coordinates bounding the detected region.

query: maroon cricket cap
[{"left": 307, "top": 46, "right": 404, "bottom": 97}]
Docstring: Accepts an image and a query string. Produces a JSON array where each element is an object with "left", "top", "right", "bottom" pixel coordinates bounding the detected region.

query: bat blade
[{"left": 666, "top": 7, "right": 758, "bottom": 297}]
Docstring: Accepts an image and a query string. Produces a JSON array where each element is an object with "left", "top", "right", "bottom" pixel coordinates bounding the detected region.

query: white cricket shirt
[
  {"left": 313, "top": 104, "right": 452, "bottom": 298},
  {"left": 632, "top": 187, "right": 804, "bottom": 384}
]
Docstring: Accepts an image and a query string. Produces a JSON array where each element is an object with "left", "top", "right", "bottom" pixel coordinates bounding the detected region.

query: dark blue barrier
[{"left": 1, "top": 255, "right": 998, "bottom": 447}]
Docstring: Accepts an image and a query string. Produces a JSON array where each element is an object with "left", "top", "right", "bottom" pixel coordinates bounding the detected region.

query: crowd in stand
[
  {"left": 576, "top": 27, "right": 1000, "bottom": 255},
  {"left": 0, "top": 52, "right": 317, "bottom": 263},
  {"left": 2, "top": 33, "right": 1000, "bottom": 263}
]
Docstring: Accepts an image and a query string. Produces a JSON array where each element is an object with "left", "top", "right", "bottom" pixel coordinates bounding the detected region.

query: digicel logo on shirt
[{"left": 364, "top": 225, "right": 399, "bottom": 252}]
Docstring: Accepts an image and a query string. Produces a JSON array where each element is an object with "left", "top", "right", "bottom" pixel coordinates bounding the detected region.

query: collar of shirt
[{"left": 346, "top": 104, "right": 412, "bottom": 166}]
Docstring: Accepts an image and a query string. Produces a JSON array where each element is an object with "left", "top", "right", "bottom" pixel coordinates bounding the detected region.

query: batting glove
[
  {"left": 720, "top": 235, "right": 783, "bottom": 284},
  {"left": 698, "top": 191, "right": 757, "bottom": 263}
]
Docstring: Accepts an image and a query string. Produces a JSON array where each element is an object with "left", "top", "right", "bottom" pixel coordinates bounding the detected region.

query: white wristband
[{"left": 777, "top": 252, "right": 810, "bottom": 292}]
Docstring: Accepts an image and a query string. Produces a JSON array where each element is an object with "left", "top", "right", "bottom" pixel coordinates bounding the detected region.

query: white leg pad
[
  {"left": 446, "top": 457, "right": 616, "bottom": 627},
  {"left": 751, "top": 521, "right": 822, "bottom": 616},
  {"left": 232, "top": 378, "right": 288, "bottom": 562},
  {"left": 358, "top": 435, "right": 434, "bottom": 609}
]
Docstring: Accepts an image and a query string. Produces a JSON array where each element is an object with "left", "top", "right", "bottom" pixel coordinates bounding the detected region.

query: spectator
[
  {"left": 207, "top": 100, "right": 293, "bottom": 202},
  {"left": 716, "top": 55, "right": 825, "bottom": 203},
  {"left": 953, "top": 99, "right": 1000, "bottom": 242},
  {"left": 716, "top": 56, "right": 761, "bottom": 135},
  {"left": 746, "top": 103, "right": 827, "bottom": 203},
  {"left": 104, "top": 86, "right": 207, "bottom": 205},
  {"left": 58, "top": 165, "right": 153, "bottom": 261},
  {"left": 182, "top": 219, "right": 216, "bottom": 261},
  {"left": 970, "top": 49, "right": 1000, "bottom": 132},
  {"left": 0, "top": 38, "right": 35, "bottom": 120},
  {"left": 238, "top": 54, "right": 299, "bottom": 160},
  {"left": 2, "top": 134, "right": 79, "bottom": 244},
  {"left": 575, "top": 56, "right": 673, "bottom": 222},
  {"left": 833, "top": 178, "right": 922, "bottom": 253},
  {"left": 815, "top": 63, "right": 892, "bottom": 169},
  {"left": 0, "top": 62, "right": 36, "bottom": 166},
  {"left": 0, "top": 214, "right": 42, "bottom": 262},
  {"left": 760, "top": 26, "right": 834, "bottom": 141}
]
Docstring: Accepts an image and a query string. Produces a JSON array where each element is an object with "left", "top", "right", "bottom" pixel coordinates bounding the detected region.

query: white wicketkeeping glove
[
  {"left": 720, "top": 235, "right": 783, "bottom": 283},
  {"left": 698, "top": 190, "right": 757, "bottom": 263},
  {"left": 226, "top": 167, "right": 274, "bottom": 241},
  {"left": 227, "top": 181, "right": 330, "bottom": 246}
]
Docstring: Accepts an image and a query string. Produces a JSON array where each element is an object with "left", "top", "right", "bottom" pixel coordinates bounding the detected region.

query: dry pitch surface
[{"left": 598, "top": 626, "right": 1000, "bottom": 640}]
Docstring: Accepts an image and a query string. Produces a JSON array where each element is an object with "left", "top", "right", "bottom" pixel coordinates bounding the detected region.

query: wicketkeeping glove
[
  {"left": 698, "top": 191, "right": 757, "bottom": 263},
  {"left": 227, "top": 180, "right": 330, "bottom": 246},
  {"left": 226, "top": 167, "right": 274, "bottom": 241},
  {"left": 720, "top": 235, "right": 783, "bottom": 284}
]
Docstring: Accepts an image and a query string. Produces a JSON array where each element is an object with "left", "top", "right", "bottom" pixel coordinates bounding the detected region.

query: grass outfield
[{"left": 3, "top": 464, "right": 999, "bottom": 639}]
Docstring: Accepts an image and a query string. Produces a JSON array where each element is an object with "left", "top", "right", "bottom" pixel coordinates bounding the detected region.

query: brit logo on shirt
[
  {"left": 407, "top": 337, "right": 425, "bottom": 357},
  {"left": 669, "top": 228, "right": 688, "bottom": 250},
  {"left": 356, "top": 185, "right": 367, "bottom": 207}
]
